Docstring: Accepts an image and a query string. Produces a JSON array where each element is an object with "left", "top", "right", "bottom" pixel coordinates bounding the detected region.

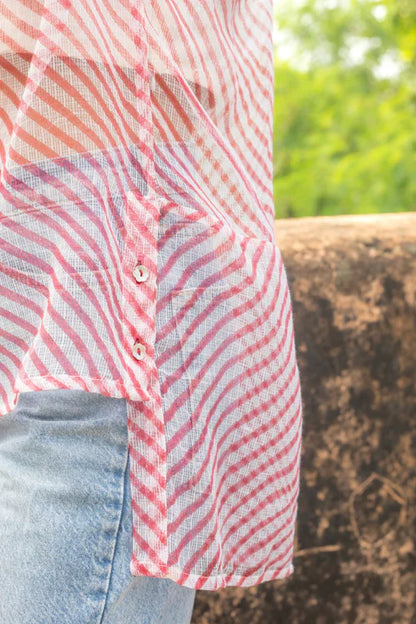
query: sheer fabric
[{"left": 0, "top": 0, "right": 303, "bottom": 589}]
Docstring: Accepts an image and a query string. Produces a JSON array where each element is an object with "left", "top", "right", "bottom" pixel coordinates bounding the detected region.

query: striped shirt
[{"left": 0, "top": 0, "right": 303, "bottom": 590}]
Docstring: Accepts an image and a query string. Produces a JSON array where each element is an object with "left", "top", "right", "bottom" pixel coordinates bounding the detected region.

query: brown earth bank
[{"left": 191, "top": 212, "right": 416, "bottom": 624}]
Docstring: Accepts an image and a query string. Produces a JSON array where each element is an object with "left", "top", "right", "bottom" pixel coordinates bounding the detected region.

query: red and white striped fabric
[{"left": 0, "top": 0, "right": 304, "bottom": 590}]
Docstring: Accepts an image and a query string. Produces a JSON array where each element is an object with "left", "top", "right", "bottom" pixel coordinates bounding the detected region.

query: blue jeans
[{"left": 0, "top": 389, "right": 197, "bottom": 624}]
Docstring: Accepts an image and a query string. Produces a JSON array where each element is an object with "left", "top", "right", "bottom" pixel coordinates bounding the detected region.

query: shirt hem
[
  {"left": 130, "top": 559, "right": 294, "bottom": 591},
  {"left": 0, "top": 375, "right": 149, "bottom": 417}
]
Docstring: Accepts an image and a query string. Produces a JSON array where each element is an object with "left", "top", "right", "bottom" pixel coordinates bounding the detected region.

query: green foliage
[{"left": 273, "top": 0, "right": 416, "bottom": 218}]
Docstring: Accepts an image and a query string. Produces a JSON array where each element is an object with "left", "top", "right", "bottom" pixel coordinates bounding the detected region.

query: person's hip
[{"left": 0, "top": 389, "right": 196, "bottom": 624}]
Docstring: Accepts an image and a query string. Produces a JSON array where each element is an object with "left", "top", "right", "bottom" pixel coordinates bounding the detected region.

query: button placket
[
  {"left": 122, "top": 187, "right": 170, "bottom": 573},
  {"left": 132, "top": 260, "right": 149, "bottom": 359},
  {"left": 122, "top": 190, "right": 164, "bottom": 370}
]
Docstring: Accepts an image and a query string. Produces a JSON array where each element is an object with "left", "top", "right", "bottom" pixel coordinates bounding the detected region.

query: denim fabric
[{"left": 0, "top": 389, "right": 196, "bottom": 624}]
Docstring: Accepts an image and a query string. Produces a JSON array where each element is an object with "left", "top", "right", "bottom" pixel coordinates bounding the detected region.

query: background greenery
[{"left": 273, "top": 0, "right": 416, "bottom": 218}]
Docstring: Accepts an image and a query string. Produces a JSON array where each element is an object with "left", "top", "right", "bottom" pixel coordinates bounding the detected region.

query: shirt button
[
  {"left": 133, "top": 264, "right": 149, "bottom": 282},
  {"left": 132, "top": 341, "right": 146, "bottom": 360}
]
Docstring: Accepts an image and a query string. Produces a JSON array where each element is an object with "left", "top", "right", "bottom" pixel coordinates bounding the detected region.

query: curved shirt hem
[
  {"left": 130, "top": 559, "right": 295, "bottom": 591},
  {"left": 0, "top": 376, "right": 149, "bottom": 418}
]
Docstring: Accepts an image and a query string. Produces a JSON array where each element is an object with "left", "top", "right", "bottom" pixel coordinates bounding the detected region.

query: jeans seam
[{"left": 97, "top": 418, "right": 130, "bottom": 624}]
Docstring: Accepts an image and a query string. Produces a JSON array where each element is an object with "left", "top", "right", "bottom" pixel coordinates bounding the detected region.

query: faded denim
[{"left": 0, "top": 389, "right": 196, "bottom": 624}]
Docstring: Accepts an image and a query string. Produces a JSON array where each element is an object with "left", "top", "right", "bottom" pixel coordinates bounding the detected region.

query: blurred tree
[
  {"left": 383, "top": 0, "right": 416, "bottom": 73},
  {"left": 273, "top": 0, "right": 416, "bottom": 218}
]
